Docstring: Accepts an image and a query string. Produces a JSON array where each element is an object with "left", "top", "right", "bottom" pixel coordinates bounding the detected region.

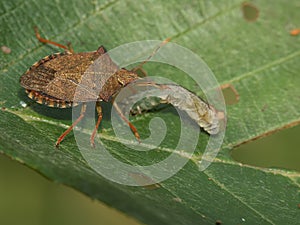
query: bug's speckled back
[{"left": 20, "top": 46, "right": 139, "bottom": 103}]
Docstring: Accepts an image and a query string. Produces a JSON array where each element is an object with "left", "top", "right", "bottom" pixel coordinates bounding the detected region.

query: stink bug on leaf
[
  {"left": 20, "top": 28, "right": 142, "bottom": 147},
  {"left": 20, "top": 28, "right": 220, "bottom": 147}
]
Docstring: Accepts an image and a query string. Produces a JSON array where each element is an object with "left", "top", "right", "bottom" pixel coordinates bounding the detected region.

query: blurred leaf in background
[
  {"left": 0, "top": 154, "right": 143, "bottom": 225},
  {"left": 0, "top": 0, "right": 300, "bottom": 225}
]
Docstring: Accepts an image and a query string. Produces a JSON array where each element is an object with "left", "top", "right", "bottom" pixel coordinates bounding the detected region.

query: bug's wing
[
  {"left": 20, "top": 64, "right": 56, "bottom": 91},
  {"left": 20, "top": 48, "right": 120, "bottom": 102},
  {"left": 44, "top": 52, "right": 120, "bottom": 102},
  {"left": 44, "top": 75, "right": 100, "bottom": 102}
]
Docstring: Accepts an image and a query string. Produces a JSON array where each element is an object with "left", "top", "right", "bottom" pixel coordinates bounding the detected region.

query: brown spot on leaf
[
  {"left": 242, "top": 2, "right": 259, "bottom": 22},
  {"left": 290, "top": 28, "right": 300, "bottom": 36},
  {"left": 221, "top": 83, "right": 239, "bottom": 105},
  {"left": 1, "top": 46, "right": 11, "bottom": 54}
]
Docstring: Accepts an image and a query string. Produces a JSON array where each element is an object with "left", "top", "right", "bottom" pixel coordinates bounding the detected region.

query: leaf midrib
[{"left": 7, "top": 107, "right": 300, "bottom": 182}]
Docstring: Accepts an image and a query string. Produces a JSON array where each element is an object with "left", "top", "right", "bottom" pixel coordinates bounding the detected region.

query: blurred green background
[
  {"left": 224, "top": 86, "right": 300, "bottom": 172},
  {"left": 232, "top": 124, "right": 300, "bottom": 172},
  {"left": 1, "top": 124, "right": 299, "bottom": 225},
  {"left": 0, "top": 154, "right": 143, "bottom": 225}
]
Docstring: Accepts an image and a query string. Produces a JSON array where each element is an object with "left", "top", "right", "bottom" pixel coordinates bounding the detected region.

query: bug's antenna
[
  {"left": 34, "top": 27, "right": 74, "bottom": 53},
  {"left": 132, "top": 38, "right": 171, "bottom": 73}
]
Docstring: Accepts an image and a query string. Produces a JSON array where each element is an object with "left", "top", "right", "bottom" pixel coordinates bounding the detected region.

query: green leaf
[{"left": 1, "top": 0, "right": 300, "bottom": 225}]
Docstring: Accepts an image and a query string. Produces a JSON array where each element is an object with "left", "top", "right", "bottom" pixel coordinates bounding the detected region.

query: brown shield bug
[
  {"left": 20, "top": 28, "right": 142, "bottom": 147},
  {"left": 20, "top": 28, "right": 221, "bottom": 147}
]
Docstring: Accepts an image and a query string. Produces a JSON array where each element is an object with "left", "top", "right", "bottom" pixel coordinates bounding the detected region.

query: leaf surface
[{"left": 1, "top": 0, "right": 300, "bottom": 224}]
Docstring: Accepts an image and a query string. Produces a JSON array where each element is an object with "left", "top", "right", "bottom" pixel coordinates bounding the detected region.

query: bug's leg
[
  {"left": 113, "top": 101, "right": 140, "bottom": 142},
  {"left": 34, "top": 27, "right": 74, "bottom": 53},
  {"left": 90, "top": 102, "right": 103, "bottom": 147},
  {"left": 56, "top": 103, "right": 87, "bottom": 147}
]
